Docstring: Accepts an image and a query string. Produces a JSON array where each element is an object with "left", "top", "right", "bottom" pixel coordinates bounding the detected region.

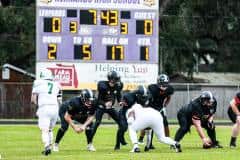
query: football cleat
[
  {"left": 114, "top": 145, "right": 120, "bottom": 150},
  {"left": 120, "top": 141, "right": 128, "bottom": 146},
  {"left": 170, "top": 145, "right": 175, "bottom": 149},
  {"left": 130, "top": 147, "right": 140, "bottom": 153},
  {"left": 149, "top": 145, "right": 155, "bottom": 150},
  {"left": 52, "top": 143, "right": 59, "bottom": 152},
  {"left": 230, "top": 143, "right": 236, "bottom": 148},
  {"left": 173, "top": 143, "right": 182, "bottom": 153},
  {"left": 87, "top": 144, "right": 96, "bottom": 152},
  {"left": 42, "top": 145, "right": 51, "bottom": 156},
  {"left": 211, "top": 141, "right": 223, "bottom": 148},
  {"left": 144, "top": 146, "right": 150, "bottom": 152}
]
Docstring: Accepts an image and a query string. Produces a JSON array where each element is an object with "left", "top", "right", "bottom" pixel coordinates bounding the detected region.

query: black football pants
[
  {"left": 174, "top": 112, "right": 217, "bottom": 144},
  {"left": 115, "top": 108, "right": 128, "bottom": 147},
  {"left": 91, "top": 107, "right": 121, "bottom": 141},
  {"left": 55, "top": 111, "right": 94, "bottom": 144}
]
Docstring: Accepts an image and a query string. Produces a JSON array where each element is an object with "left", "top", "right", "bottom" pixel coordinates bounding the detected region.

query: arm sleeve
[
  {"left": 116, "top": 82, "right": 123, "bottom": 103},
  {"left": 166, "top": 85, "right": 174, "bottom": 95},
  {"left": 192, "top": 104, "right": 202, "bottom": 120},
  {"left": 66, "top": 99, "right": 77, "bottom": 115},
  {"left": 32, "top": 80, "right": 40, "bottom": 93}
]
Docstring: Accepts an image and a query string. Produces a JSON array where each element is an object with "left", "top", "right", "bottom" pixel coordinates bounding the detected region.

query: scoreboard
[{"left": 36, "top": 0, "right": 159, "bottom": 90}]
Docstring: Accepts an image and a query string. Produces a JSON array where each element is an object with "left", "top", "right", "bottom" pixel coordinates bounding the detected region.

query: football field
[{"left": 0, "top": 125, "right": 239, "bottom": 160}]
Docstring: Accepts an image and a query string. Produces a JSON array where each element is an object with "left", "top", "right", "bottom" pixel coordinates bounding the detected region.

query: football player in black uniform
[
  {"left": 174, "top": 91, "right": 222, "bottom": 150},
  {"left": 90, "top": 71, "right": 125, "bottom": 150},
  {"left": 227, "top": 92, "right": 240, "bottom": 148},
  {"left": 115, "top": 85, "right": 149, "bottom": 150},
  {"left": 138, "top": 74, "right": 174, "bottom": 148},
  {"left": 53, "top": 89, "right": 97, "bottom": 152}
]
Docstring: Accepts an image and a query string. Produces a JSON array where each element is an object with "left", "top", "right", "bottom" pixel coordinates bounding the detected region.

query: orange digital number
[
  {"left": 144, "top": 20, "right": 153, "bottom": 35},
  {"left": 48, "top": 44, "right": 57, "bottom": 60},
  {"left": 69, "top": 21, "right": 77, "bottom": 33},
  {"left": 52, "top": 17, "right": 61, "bottom": 33},
  {"left": 120, "top": 23, "right": 128, "bottom": 34}
]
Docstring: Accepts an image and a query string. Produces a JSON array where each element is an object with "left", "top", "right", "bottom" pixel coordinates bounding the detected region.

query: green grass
[{"left": 0, "top": 125, "right": 239, "bottom": 160}]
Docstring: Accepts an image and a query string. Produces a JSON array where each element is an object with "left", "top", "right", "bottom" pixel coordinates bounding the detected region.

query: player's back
[
  {"left": 32, "top": 79, "right": 61, "bottom": 107},
  {"left": 128, "top": 104, "right": 160, "bottom": 120}
]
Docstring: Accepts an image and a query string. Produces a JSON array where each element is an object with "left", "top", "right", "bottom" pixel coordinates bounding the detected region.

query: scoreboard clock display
[{"left": 36, "top": 0, "right": 159, "bottom": 90}]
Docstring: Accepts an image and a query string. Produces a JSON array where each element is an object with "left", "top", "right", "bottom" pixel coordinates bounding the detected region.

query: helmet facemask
[
  {"left": 107, "top": 71, "right": 120, "bottom": 87},
  {"left": 81, "top": 89, "right": 95, "bottom": 108}
]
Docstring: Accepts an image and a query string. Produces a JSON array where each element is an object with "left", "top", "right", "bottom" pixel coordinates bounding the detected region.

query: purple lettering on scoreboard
[{"left": 37, "top": 7, "right": 158, "bottom": 63}]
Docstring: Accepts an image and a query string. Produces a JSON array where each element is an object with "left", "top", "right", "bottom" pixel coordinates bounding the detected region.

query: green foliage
[
  {"left": 160, "top": 0, "right": 240, "bottom": 76},
  {"left": 0, "top": 1, "right": 35, "bottom": 72}
]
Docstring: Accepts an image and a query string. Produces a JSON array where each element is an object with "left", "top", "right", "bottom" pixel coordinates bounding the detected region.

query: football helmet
[
  {"left": 157, "top": 74, "right": 169, "bottom": 84},
  {"left": 135, "top": 85, "right": 149, "bottom": 106},
  {"left": 40, "top": 69, "right": 53, "bottom": 80},
  {"left": 107, "top": 71, "right": 120, "bottom": 82},
  {"left": 200, "top": 91, "right": 215, "bottom": 103},
  {"left": 80, "top": 89, "right": 95, "bottom": 107}
]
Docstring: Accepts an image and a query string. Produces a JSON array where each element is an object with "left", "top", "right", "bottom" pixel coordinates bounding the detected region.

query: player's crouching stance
[
  {"left": 31, "top": 69, "right": 62, "bottom": 156},
  {"left": 174, "top": 91, "right": 223, "bottom": 149},
  {"left": 53, "top": 89, "right": 96, "bottom": 152},
  {"left": 126, "top": 104, "right": 181, "bottom": 153}
]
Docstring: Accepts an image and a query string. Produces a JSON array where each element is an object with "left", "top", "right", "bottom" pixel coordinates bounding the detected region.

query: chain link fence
[{"left": 0, "top": 82, "right": 239, "bottom": 119}]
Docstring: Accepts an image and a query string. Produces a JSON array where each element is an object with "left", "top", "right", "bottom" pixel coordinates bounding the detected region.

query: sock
[
  {"left": 230, "top": 137, "right": 237, "bottom": 144},
  {"left": 49, "top": 130, "right": 53, "bottom": 145},
  {"left": 145, "top": 129, "right": 152, "bottom": 148},
  {"left": 42, "top": 130, "right": 50, "bottom": 148},
  {"left": 55, "top": 128, "right": 66, "bottom": 144},
  {"left": 128, "top": 126, "right": 138, "bottom": 144}
]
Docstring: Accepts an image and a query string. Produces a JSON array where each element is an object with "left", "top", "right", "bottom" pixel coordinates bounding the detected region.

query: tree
[
  {"left": 0, "top": 1, "right": 35, "bottom": 72},
  {"left": 159, "top": 0, "right": 240, "bottom": 77}
]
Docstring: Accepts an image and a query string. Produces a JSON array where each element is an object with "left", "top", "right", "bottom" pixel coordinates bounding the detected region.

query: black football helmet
[
  {"left": 80, "top": 89, "right": 95, "bottom": 107},
  {"left": 200, "top": 91, "right": 215, "bottom": 104},
  {"left": 157, "top": 74, "right": 169, "bottom": 84},
  {"left": 107, "top": 71, "right": 120, "bottom": 82},
  {"left": 135, "top": 85, "right": 149, "bottom": 106}
]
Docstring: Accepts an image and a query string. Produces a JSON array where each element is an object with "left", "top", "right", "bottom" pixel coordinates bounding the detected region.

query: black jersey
[
  {"left": 148, "top": 83, "right": 174, "bottom": 111},
  {"left": 60, "top": 97, "right": 96, "bottom": 122},
  {"left": 97, "top": 80, "right": 123, "bottom": 106},
  {"left": 179, "top": 97, "right": 217, "bottom": 121}
]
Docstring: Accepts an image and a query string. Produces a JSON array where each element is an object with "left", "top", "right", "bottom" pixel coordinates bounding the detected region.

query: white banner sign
[
  {"left": 37, "top": 62, "right": 158, "bottom": 90},
  {"left": 37, "top": 0, "right": 158, "bottom": 10}
]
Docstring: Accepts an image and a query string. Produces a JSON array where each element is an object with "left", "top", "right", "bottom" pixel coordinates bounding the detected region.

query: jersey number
[{"left": 48, "top": 82, "right": 53, "bottom": 94}]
